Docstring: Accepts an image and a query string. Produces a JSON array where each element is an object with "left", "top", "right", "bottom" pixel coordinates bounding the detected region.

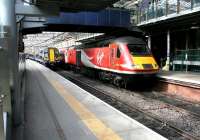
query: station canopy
[{"left": 23, "top": 0, "right": 141, "bottom": 54}]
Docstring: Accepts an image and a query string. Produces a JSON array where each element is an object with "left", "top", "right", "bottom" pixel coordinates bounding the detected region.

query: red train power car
[{"left": 63, "top": 36, "right": 159, "bottom": 86}]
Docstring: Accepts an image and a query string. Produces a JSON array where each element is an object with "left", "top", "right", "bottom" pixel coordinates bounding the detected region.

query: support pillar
[
  {"left": 148, "top": 35, "right": 151, "bottom": 49},
  {"left": 0, "top": 0, "right": 21, "bottom": 127},
  {"left": 185, "top": 31, "right": 189, "bottom": 72},
  {"left": 0, "top": 1, "right": 16, "bottom": 139},
  {"left": 166, "top": 30, "right": 171, "bottom": 71}
]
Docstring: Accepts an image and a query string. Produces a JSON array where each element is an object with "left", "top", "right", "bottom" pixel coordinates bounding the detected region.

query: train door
[
  {"left": 65, "top": 49, "right": 68, "bottom": 63},
  {"left": 109, "top": 43, "right": 120, "bottom": 70},
  {"left": 76, "top": 50, "right": 81, "bottom": 67}
]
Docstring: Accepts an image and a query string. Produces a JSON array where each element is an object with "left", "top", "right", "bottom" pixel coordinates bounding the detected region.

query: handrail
[{"left": 138, "top": 0, "right": 200, "bottom": 24}]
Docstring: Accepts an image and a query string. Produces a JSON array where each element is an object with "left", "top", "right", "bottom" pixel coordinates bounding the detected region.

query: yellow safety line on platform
[{"left": 47, "top": 78, "right": 123, "bottom": 140}]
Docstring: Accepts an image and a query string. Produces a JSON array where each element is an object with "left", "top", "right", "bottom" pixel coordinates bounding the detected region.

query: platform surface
[
  {"left": 157, "top": 71, "right": 200, "bottom": 86},
  {"left": 24, "top": 60, "right": 167, "bottom": 140}
]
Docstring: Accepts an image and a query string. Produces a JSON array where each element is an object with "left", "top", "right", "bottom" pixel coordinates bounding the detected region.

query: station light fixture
[{"left": 190, "top": 26, "right": 200, "bottom": 29}]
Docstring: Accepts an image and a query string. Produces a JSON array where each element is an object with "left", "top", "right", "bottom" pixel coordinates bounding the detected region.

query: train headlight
[{"left": 132, "top": 64, "right": 141, "bottom": 69}]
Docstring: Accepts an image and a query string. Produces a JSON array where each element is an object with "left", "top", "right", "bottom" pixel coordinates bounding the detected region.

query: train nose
[{"left": 132, "top": 56, "right": 159, "bottom": 70}]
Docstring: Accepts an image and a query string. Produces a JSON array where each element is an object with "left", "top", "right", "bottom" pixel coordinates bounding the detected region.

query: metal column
[
  {"left": 185, "top": 31, "right": 189, "bottom": 72},
  {"left": 148, "top": 35, "right": 151, "bottom": 49},
  {"left": 0, "top": 97, "right": 5, "bottom": 140},
  {"left": 166, "top": 30, "right": 171, "bottom": 71},
  {"left": 0, "top": 0, "right": 21, "bottom": 127}
]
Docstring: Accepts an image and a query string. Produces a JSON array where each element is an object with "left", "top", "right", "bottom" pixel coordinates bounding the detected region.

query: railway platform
[
  {"left": 23, "top": 60, "right": 167, "bottom": 140},
  {"left": 157, "top": 71, "right": 200, "bottom": 87},
  {"left": 156, "top": 71, "right": 200, "bottom": 103}
]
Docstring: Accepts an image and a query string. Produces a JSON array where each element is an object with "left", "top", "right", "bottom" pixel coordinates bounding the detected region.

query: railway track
[{"left": 57, "top": 70, "right": 200, "bottom": 140}]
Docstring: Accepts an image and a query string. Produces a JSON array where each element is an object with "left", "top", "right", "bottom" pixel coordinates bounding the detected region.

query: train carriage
[{"left": 43, "top": 47, "right": 62, "bottom": 66}]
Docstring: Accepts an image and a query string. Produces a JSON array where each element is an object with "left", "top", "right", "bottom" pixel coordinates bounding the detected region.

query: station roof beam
[{"left": 22, "top": 9, "right": 132, "bottom": 34}]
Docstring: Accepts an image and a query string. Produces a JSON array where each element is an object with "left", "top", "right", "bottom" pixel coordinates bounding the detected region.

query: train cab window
[
  {"left": 128, "top": 44, "right": 151, "bottom": 55},
  {"left": 117, "top": 47, "right": 121, "bottom": 58}
]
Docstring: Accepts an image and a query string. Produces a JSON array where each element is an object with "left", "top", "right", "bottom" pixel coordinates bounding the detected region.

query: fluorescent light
[{"left": 191, "top": 26, "right": 200, "bottom": 29}]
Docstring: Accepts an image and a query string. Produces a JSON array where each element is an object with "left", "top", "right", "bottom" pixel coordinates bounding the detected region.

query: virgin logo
[{"left": 97, "top": 50, "right": 104, "bottom": 65}]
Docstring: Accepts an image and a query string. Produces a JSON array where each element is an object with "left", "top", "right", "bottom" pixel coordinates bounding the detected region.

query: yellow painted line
[{"left": 45, "top": 77, "right": 123, "bottom": 140}]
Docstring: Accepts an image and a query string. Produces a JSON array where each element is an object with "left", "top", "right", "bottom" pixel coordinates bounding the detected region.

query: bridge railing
[{"left": 138, "top": 0, "right": 200, "bottom": 24}]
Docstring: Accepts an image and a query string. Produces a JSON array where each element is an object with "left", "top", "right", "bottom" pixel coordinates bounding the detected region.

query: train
[
  {"left": 43, "top": 47, "right": 62, "bottom": 66},
  {"left": 31, "top": 47, "right": 62, "bottom": 67},
  {"left": 61, "top": 36, "right": 159, "bottom": 86}
]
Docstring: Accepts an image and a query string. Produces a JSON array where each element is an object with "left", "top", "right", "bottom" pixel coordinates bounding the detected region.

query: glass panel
[
  {"left": 173, "top": 49, "right": 200, "bottom": 72},
  {"left": 117, "top": 48, "right": 121, "bottom": 58},
  {"left": 147, "top": 1, "right": 156, "bottom": 19},
  {"left": 179, "top": 0, "right": 191, "bottom": 12},
  {"left": 194, "top": 0, "right": 200, "bottom": 7},
  {"left": 55, "top": 49, "right": 60, "bottom": 57},
  {"left": 44, "top": 52, "right": 48, "bottom": 58},
  {"left": 174, "top": 49, "right": 200, "bottom": 61},
  {"left": 128, "top": 44, "right": 151, "bottom": 55},
  {"left": 139, "top": 0, "right": 149, "bottom": 22},
  {"left": 168, "top": 0, "right": 178, "bottom": 14},
  {"left": 140, "top": 9, "right": 147, "bottom": 22},
  {"left": 157, "top": 0, "right": 166, "bottom": 17}
]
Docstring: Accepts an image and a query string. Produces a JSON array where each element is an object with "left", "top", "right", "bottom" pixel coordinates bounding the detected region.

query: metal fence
[
  {"left": 172, "top": 49, "right": 200, "bottom": 72},
  {"left": 138, "top": 0, "right": 200, "bottom": 23}
]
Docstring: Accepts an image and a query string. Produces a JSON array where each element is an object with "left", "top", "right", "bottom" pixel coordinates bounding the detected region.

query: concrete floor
[
  {"left": 13, "top": 60, "right": 167, "bottom": 140},
  {"left": 23, "top": 62, "right": 97, "bottom": 140}
]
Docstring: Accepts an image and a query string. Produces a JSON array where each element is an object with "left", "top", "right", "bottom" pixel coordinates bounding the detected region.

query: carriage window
[
  {"left": 44, "top": 52, "right": 48, "bottom": 58},
  {"left": 128, "top": 44, "right": 151, "bottom": 55},
  {"left": 55, "top": 49, "right": 59, "bottom": 57},
  {"left": 117, "top": 47, "right": 121, "bottom": 58}
]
